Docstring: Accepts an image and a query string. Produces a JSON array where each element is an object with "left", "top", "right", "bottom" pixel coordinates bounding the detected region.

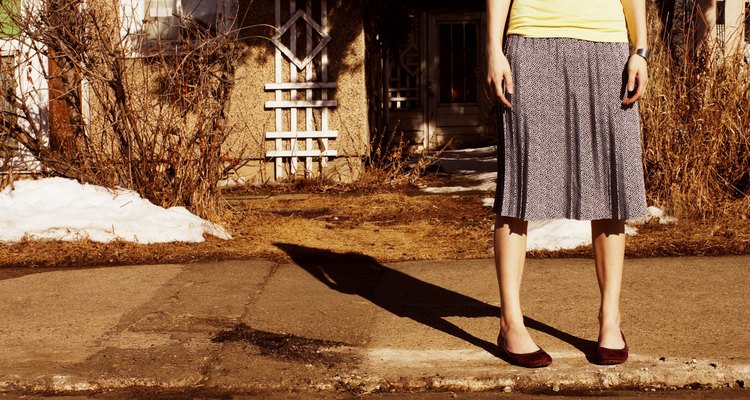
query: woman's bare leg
[
  {"left": 494, "top": 215, "right": 539, "bottom": 353},
  {"left": 591, "top": 219, "right": 627, "bottom": 349}
]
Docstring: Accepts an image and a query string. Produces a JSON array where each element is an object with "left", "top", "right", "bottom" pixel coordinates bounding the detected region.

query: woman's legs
[
  {"left": 591, "top": 219, "right": 627, "bottom": 349},
  {"left": 494, "top": 215, "right": 540, "bottom": 353}
]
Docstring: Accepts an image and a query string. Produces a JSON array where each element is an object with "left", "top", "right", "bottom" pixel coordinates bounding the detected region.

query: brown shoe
[
  {"left": 497, "top": 332, "right": 552, "bottom": 368},
  {"left": 593, "top": 331, "right": 628, "bottom": 365}
]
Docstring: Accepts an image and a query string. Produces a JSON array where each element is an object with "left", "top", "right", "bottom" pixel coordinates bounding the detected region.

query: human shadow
[{"left": 275, "top": 243, "right": 597, "bottom": 360}]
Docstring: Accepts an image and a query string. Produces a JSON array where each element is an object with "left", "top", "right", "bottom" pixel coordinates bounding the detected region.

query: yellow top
[{"left": 507, "top": 0, "right": 629, "bottom": 43}]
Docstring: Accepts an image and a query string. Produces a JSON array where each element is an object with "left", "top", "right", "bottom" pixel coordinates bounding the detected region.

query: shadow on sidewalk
[{"left": 275, "top": 243, "right": 596, "bottom": 359}]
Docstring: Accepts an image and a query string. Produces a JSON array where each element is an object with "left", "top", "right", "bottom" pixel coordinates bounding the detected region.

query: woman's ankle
[
  {"left": 500, "top": 315, "right": 526, "bottom": 333},
  {"left": 598, "top": 310, "right": 621, "bottom": 327}
]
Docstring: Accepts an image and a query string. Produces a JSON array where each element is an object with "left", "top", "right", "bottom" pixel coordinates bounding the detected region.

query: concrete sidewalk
[{"left": 0, "top": 250, "right": 748, "bottom": 395}]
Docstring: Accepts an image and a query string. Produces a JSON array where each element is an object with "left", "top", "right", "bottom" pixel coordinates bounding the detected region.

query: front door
[{"left": 425, "top": 11, "right": 487, "bottom": 149}]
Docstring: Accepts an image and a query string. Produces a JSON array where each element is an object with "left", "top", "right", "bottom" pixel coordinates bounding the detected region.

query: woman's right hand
[{"left": 487, "top": 51, "right": 514, "bottom": 108}]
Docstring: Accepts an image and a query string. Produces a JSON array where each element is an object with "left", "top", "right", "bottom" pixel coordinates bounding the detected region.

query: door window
[
  {"left": 438, "top": 21, "right": 478, "bottom": 104},
  {"left": 388, "top": 18, "right": 421, "bottom": 111}
]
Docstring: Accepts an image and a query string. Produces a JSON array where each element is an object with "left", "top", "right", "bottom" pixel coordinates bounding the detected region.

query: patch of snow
[
  {"left": 449, "top": 146, "right": 496, "bottom": 153},
  {"left": 628, "top": 205, "right": 678, "bottom": 225},
  {"left": 422, "top": 178, "right": 496, "bottom": 194},
  {"left": 0, "top": 177, "right": 231, "bottom": 244},
  {"left": 526, "top": 220, "right": 594, "bottom": 251},
  {"left": 217, "top": 176, "right": 248, "bottom": 188},
  {"left": 436, "top": 146, "right": 496, "bottom": 156},
  {"left": 528, "top": 219, "right": 637, "bottom": 251},
  {"left": 421, "top": 148, "right": 497, "bottom": 193},
  {"left": 487, "top": 219, "right": 638, "bottom": 252}
]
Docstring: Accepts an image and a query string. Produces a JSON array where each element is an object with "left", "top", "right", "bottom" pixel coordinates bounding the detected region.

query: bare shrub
[
  {"left": 0, "top": 0, "right": 245, "bottom": 220},
  {"left": 641, "top": 0, "right": 750, "bottom": 219},
  {"left": 363, "top": 126, "right": 447, "bottom": 187}
]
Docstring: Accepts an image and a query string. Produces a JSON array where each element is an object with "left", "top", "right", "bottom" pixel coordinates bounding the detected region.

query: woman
[{"left": 486, "top": 0, "right": 649, "bottom": 367}]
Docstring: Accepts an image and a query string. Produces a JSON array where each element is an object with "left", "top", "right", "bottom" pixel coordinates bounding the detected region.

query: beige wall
[
  {"left": 697, "top": 0, "right": 749, "bottom": 57},
  {"left": 721, "top": 0, "right": 748, "bottom": 56}
]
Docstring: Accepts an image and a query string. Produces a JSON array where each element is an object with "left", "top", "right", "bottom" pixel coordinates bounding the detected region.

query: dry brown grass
[
  {"left": 641, "top": 0, "right": 750, "bottom": 219},
  {"left": 0, "top": 192, "right": 494, "bottom": 268},
  {"left": 1, "top": 190, "right": 747, "bottom": 269}
]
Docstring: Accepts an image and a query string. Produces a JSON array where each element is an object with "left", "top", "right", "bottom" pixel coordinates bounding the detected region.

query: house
[
  {"left": 2, "top": 0, "right": 749, "bottom": 183},
  {"left": 670, "top": 0, "right": 750, "bottom": 59},
  {"left": 713, "top": 0, "right": 750, "bottom": 57}
]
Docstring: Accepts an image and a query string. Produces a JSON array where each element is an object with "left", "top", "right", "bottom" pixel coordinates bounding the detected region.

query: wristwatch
[{"left": 633, "top": 48, "right": 650, "bottom": 62}]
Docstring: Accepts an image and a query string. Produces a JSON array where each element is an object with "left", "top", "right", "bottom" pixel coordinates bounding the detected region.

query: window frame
[
  {"left": 1, "top": 53, "right": 19, "bottom": 160},
  {"left": 120, "top": 0, "right": 236, "bottom": 57}
]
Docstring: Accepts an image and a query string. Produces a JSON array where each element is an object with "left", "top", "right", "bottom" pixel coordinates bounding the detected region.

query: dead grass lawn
[{"left": 0, "top": 190, "right": 748, "bottom": 269}]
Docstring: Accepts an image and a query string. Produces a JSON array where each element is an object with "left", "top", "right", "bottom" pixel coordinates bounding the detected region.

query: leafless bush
[
  {"left": 641, "top": 0, "right": 750, "bottom": 218},
  {"left": 363, "top": 126, "right": 447, "bottom": 186},
  {"left": 0, "top": 0, "right": 246, "bottom": 220}
]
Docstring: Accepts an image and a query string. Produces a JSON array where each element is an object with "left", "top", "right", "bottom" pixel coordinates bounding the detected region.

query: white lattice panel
[{"left": 266, "top": 0, "right": 337, "bottom": 180}]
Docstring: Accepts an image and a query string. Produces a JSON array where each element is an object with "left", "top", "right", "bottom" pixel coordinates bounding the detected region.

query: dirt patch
[
  {"left": 212, "top": 323, "right": 347, "bottom": 366},
  {"left": 265, "top": 207, "right": 333, "bottom": 219}
]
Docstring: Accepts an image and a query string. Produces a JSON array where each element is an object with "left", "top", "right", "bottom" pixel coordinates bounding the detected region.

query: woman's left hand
[{"left": 622, "top": 54, "right": 648, "bottom": 105}]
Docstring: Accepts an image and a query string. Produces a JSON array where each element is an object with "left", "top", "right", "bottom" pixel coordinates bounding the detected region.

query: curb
[{"left": 1, "top": 358, "right": 747, "bottom": 396}]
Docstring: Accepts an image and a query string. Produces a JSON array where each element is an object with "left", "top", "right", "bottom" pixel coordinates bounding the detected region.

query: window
[
  {"left": 0, "top": 0, "right": 20, "bottom": 39},
  {"left": 120, "top": 0, "right": 236, "bottom": 53},
  {"left": 438, "top": 22, "right": 478, "bottom": 104},
  {"left": 744, "top": 1, "right": 749, "bottom": 43},
  {"left": 143, "top": 0, "right": 219, "bottom": 41},
  {"left": 388, "top": 18, "right": 421, "bottom": 111},
  {"left": 1, "top": 55, "right": 18, "bottom": 159}
]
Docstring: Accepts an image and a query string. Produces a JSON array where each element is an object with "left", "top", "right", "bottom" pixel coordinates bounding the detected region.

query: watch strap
[{"left": 634, "top": 48, "right": 650, "bottom": 62}]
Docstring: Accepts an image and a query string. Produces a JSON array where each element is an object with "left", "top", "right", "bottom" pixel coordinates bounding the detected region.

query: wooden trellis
[{"left": 266, "top": 0, "right": 337, "bottom": 179}]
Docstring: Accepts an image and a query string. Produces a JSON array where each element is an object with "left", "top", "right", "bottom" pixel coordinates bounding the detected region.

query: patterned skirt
[{"left": 493, "top": 36, "right": 648, "bottom": 221}]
